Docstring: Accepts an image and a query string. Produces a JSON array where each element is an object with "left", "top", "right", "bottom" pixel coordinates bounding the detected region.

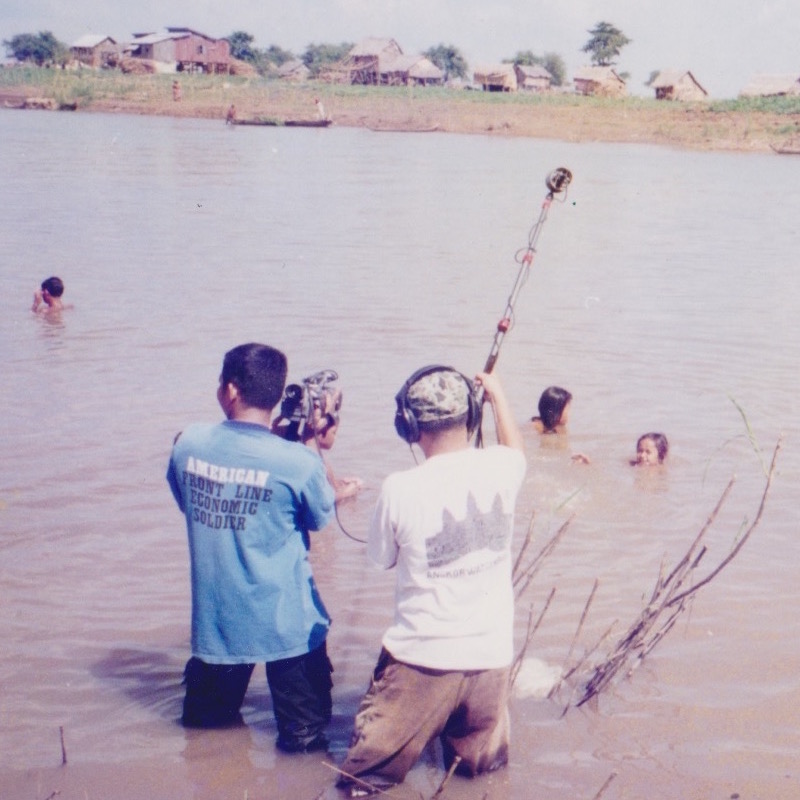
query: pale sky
[{"left": 2, "top": 0, "right": 799, "bottom": 99}]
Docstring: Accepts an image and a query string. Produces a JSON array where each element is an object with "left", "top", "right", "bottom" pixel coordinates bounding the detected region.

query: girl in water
[
  {"left": 631, "top": 432, "right": 669, "bottom": 466},
  {"left": 530, "top": 386, "right": 589, "bottom": 463},
  {"left": 530, "top": 386, "right": 572, "bottom": 433}
]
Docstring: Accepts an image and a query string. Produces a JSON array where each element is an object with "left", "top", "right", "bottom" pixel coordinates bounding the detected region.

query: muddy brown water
[{"left": 1, "top": 110, "right": 799, "bottom": 799}]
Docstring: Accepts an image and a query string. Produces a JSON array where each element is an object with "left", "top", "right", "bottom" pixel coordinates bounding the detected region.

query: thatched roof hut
[
  {"left": 651, "top": 70, "right": 708, "bottom": 101},
  {"left": 344, "top": 37, "right": 403, "bottom": 84},
  {"left": 573, "top": 66, "right": 626, "bottom": 97},
  {"left": 473, "top": 64, "right": 517, "bottom": 92},
  {"left": 739, "top": 74, "right": 800, "bottom": 97},
  {"left": 514, "top": 64, "right": 553, "bottom": 92},
  {"left": 278, "top": 59, "right": 310, "bottom": 82},
  {"left": 380, "top": 54, "right": 443, "bottom": 86}
]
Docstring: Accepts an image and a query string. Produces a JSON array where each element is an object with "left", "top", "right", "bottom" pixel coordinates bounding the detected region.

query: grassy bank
[{"left": 2, "top": 65, "right": 800, "bottom": 152}]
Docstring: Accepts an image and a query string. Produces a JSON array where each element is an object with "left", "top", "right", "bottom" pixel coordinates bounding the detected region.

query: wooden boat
[
  {"left": 770, "top": 143, "right": 800, "bottom": 155},
  {"left": 284, "top": 119, "right": 332, "bottom": 128},
  {"left": 231, "top": 118, "right": 332, "bottom": 128},
  {"left": 368, "top": 124, "right": 440, "bottom": 133}
]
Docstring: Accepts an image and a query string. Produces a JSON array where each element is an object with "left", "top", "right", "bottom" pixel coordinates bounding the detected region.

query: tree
[
  {"left": 541, "top": 53, "right": 566, "bottom": 87},
  {"left": 503, "top": 49, "right": 566, "bottom": 87},
  {"left": 302, "top": 42, "right": 353, "bottom": 77},
  {"left": 4, "top": 31, "right": 67, "bottom": 66},
  {"left": 227, "top": 31, "right": 258, "bottom": 63},
  {"left": 264, "top": 44, "right": 294, "bottom": 67},
  {"left": 423, "top": 44, "right": 468, "bottom": 81},
  {"left": 581, "top": 21, "right": 631, "bottom": 66}
]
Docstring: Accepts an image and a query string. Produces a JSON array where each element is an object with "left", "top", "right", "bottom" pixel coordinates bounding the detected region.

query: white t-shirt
[{"left": 368, "top": 445, "right": 526, "bottom": 670}]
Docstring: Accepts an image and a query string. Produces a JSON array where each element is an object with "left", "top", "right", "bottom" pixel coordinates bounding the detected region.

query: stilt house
[
  {"left": 473, "top": 64, "right": 517, "bottom": 92},
  {"left": 573, "top": 66, "right": 626, "bottom": 97},
  {"left": 70, "top": 35, "right": 119, "bottom": 68},
  {"left": 651, "top": 70, "right": 708, "bottom": 101}
]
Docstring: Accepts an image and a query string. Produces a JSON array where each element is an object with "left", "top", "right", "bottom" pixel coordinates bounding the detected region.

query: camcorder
[{"left": 275, "top": 369, "right": 342, "bottom": 442}]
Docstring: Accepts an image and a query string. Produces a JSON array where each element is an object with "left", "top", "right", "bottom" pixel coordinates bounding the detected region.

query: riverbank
[{"left": 2, "top": 66, "right": 800, "bottom": 152}]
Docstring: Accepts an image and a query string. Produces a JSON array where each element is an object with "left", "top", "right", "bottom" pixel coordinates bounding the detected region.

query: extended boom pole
[{"left": 482, "top": 166, "right": 572, "bottom": 375}]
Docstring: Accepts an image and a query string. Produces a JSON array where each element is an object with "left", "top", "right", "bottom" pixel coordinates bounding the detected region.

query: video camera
[{"left": 275, "top": 369, "right": 342, "bottom": 442}]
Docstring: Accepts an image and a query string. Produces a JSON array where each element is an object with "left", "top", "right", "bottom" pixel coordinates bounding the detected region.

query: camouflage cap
[{"left": 406, "top": 369, "right": 470, "bottom": 423}]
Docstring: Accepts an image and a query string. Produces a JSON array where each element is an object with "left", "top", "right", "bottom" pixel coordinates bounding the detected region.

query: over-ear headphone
[{"left": 394, "top": 365, "right": 482, "bottom": 444}]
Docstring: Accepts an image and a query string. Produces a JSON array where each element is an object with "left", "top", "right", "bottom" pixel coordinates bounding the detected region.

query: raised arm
[{"left": 474, "top": 371, "right": 523, "bottom": 452}]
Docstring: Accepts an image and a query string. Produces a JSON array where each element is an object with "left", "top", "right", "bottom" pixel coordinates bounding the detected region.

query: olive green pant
[{"left": 338, "top": 648, "right": 510, "bottom": 790}]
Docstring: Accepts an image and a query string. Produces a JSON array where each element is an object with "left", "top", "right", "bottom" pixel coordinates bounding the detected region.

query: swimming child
[
  {"left": 530, "top": 386, "right": 572, "bottom": 434},
  {"left": 530, "top": 386, "right": 589, "bottom": 464},
  {"left": 31, "top": 276, "right": 66, "bottom": 314},
  {"left": 631, "top": 432, "right": 669, "bottom": 466}
]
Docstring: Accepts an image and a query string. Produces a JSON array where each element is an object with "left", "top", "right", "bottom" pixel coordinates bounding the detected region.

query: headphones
[{"left": 394, "top": 364, "right": 482, "bottom": 444}]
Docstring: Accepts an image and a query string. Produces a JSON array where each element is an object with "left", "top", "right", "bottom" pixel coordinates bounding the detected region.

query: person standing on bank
[
  {"left": 337, "top": 366, "right": 526, "bottom": 796},
  {"left": 166, "top": 343, "right": 336, "bottom": 753}
]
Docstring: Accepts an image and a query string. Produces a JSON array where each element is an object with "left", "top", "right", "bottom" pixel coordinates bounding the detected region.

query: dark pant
[{"left": 181, "top": 642, "right": 333, "bottom": 749}]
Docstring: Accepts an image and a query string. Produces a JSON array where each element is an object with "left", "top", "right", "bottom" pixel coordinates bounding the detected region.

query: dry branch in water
[{"left": 574, "top": 438, "right": 781, "bottom": 708}]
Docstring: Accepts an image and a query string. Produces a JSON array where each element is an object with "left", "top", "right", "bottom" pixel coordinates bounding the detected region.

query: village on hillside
[{"left": 37, "top": 28, "right": 800, "bottom": 101}]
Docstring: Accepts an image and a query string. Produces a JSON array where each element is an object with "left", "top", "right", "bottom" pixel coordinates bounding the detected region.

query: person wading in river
[
  {"left": 167, "top": 342, "right": 336, "bottom": 753},
  {"left": 336, "top": 366, "right": 526, "bottom": 796}
]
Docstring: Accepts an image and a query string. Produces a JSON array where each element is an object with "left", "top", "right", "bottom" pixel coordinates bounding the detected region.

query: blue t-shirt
[{"left": 167, "top": 420, "right": 335, "bottom": 664}]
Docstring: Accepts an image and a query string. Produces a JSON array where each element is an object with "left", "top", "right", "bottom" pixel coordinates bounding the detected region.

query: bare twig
[
  {"left": 590, "top": 771, "right": 618, "bottom": 800},
  {"left": 512, "top": 511, "right": 537, "bottom": 580},
  {"left": 322, "top": 762, "right": 398, "bottom": 797},
  {"left": 666, "top": 439, "right": 780, "bottom": 608},
  {"left": 573, "top": 437, "right": 781, "bottom": 707},
  {"left": 514, "top": 516, "right": 572, "bottom": 599},
  {"left": 562, "top": 579, "right": 599, "bottom": 671},
  {"left": 431, "top": 756, "right": 461, "bottom": 799},
  {"left": 510, "top": 588, "right": 556, "bottom": 688}
]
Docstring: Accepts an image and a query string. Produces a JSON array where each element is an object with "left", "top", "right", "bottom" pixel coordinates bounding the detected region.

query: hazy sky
[{"left": 3, "top": 0, "right": 799, "bottom": 98}]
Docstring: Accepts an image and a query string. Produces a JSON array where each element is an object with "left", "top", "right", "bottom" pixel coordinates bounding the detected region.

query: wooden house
[
  {"left": 165, "top": 28, "right": 230, "bottom": 74},
  {"left": 515, "top": 64, "right": 553, "bottom": 92},
  {"left": 127, "top": 28, "right": 229, "bottom": 73},
  {"left": 651, "top": 70, "right": 708, "bottom": 101},
  {"left": 573, "top": 66, "right": 627, "bottom": 97},
  {"left": 473, "top": 64, "right": 517, "bottom": 92},
  {"left": 380, "top": 54, "right": 443, "bottom": 86},
  {"left": 739, "top": 74, "right": 800, "bottom": 97},
  {"left": 126, "top": 32, "right": 178, "bottom": 68},
  {"left": 344, "top": 38, "right": 403, "bottom": 84},
  {"left": 70, "top": 35, "right": 119, "bottom": 68}
]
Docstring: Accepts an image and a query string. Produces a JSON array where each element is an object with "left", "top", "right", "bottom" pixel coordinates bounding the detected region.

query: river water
[{"left": 1, "top": 108, "right": 799, "bottom": 799}]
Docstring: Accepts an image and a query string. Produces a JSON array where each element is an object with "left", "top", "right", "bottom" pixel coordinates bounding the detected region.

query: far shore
[{"left": 2, "top": 67, "right": 800, "bottom": 153}]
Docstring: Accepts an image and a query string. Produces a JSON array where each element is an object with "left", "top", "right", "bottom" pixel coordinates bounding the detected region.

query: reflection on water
[{"left": 1, "top": 109, "right": 799, "bottom": 798}]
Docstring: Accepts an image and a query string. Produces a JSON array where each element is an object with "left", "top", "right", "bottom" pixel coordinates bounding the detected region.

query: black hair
[
  {"left": 417, "top": 411, "right": 470, "bottom": 436},
  {"left": 41, "top": 276, "right": 64, "bottom": 297},
  {"left": 535, "top": 386, "right": 572, "bottom": 431},
  {"left": 637, "top": 432, "right": 669, "bottom": 463},
  {"left": 220, "top": 343, "right": 287, "bottom": 411}
]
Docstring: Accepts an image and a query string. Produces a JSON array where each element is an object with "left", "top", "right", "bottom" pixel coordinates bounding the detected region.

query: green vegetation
[
  {"left": 4, "top": 65, "right": 800, "bottom": 116},
  {"left": 503, "top": 50, "right": 567, "bottom": 86},
  {"left": 581, "top": 21, "right": 631, "bottom": 67},
  {"left": 3, "top": 31, "right": 69, "bottom": 66},
  {"left": 302, "top": 42, "right": 353, "bottom": 77},
  {"left": 423, "top": 44, "right": 468, "bottom": 81}
]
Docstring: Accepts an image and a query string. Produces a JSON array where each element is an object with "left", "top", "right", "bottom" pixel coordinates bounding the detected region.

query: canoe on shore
[
  {"left": 231, "top": 118, "right": 332, "bottom": 128},
  {"left": 368, "top": 124, "right": 440, "bottom": 133},
  {"left": 770, "top": 143, "right": 800, "bottom": 155}
]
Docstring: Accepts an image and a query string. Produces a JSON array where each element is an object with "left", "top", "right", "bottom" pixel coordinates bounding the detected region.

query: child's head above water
[
  {"left": 632, "top": 432, "right": 669, "bottom": 466},
  {"left": 532, "top": 386, "right": 572, "bottom": 432}
]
